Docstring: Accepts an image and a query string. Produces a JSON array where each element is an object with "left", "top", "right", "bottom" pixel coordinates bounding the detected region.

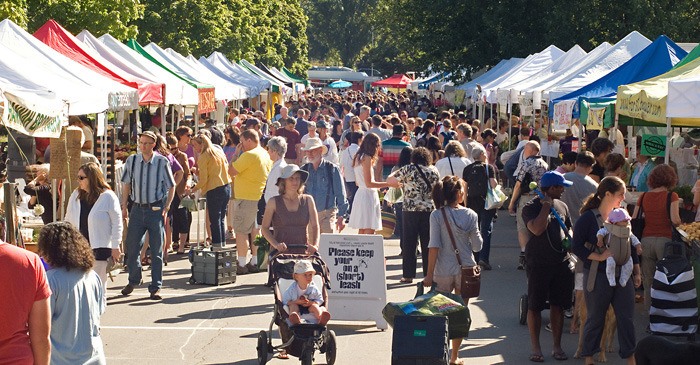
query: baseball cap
[
  {"left": 138, "top": 131, "right": 158, "bottom": 142},
  {"left": 316, "top": 120, "right": 328, "bottom": 129},
  {"left": 539, "top": 171, "right": 573, "bottom": 188},
  {"left": 294, "top": 260, "right": 315, "bottom": 274}
]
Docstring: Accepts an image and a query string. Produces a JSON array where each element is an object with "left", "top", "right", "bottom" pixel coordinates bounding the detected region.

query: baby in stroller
[{"left": 282, "top": 260, "right": 331, "bottom": 326}]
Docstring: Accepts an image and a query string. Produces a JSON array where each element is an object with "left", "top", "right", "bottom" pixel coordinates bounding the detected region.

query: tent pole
[
  {"left": 194, "top": 106, "right": 199, "bottom": 134},
  {"left": 665, "top": 117, "right": 671, "bottom": 164},
  {"left": 160, "top": 105, "right": 166, "bottom": 135}
]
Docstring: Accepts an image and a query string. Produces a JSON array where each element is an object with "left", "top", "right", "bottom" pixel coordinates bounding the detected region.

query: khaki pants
[
  {"left": 315, "top": 209, "right": 336, "bottom": 234},
  {"left": 641, "top": 236, "right": 669, "bottom": 311}
]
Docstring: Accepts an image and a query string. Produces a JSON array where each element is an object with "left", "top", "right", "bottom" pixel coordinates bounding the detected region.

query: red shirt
[
  {"left": 276, "top": 128, "right": 301, "bottom": 159},
  {"left": 0, "top": 243, "right": 51, "bottom": 365}
]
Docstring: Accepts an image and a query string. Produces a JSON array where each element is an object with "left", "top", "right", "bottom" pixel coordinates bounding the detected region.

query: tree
[
  {"left": 27, "top": 0, "right": 143, "bottom": 39},
  {"left": 0, "top": 0, "right": 29, "bottom": 28}
]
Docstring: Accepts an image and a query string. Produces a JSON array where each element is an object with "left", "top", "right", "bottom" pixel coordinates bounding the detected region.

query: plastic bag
[{"left": 485, "top": 184, "right": 507, "bottom": 210}]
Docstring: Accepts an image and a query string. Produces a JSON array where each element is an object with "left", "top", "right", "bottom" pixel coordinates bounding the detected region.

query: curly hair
[
  {"left": 604, "top": 153, "right": 626, "bottom": 173},
  {"left": 647, "top": 164, "right": 677, "bottom": 190},
  {"left": 38, "top": 221, "right": 94, "bottom": 271},
  {"left": 411, "top": 146, "right": 432, "bottom": 166}
]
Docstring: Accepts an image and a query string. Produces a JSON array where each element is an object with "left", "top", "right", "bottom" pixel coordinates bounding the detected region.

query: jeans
[
  {"left": 581, "top": 268, "right": 636, "bottom": 359},
  {"left": 402, "top": 211, "right": 431, "bottom": 278},
  {"left": 207, "top": 184, "right": 231, "bottom": 247},
  {"left": 126, "top": 204, "right": 165, "bottom": 293},
  {"left": 345, "top": 181, "right": 358, "bottom": 216},
  {"left": 474, "top": 208, "right": 496, "bottom": 264}
]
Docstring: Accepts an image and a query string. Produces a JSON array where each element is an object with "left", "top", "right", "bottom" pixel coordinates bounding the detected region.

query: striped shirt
[
  {"left": 381, "top": 137, "right": 411, "bottom": 179},
  {"left": 121, "top": 153, "right": 175, "bottom": 204}
]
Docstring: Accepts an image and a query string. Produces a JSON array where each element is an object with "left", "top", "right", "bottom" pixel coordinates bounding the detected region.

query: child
[
  {"left": 282, "top": 260, "right": 331, "bottom": 325},
  {"left": 596, "top": 208, "right": 642, "bottom": 287}
]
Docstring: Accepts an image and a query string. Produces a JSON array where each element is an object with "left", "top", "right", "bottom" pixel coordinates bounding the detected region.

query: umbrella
[{"left": 328, "top": 79, "right": 352, "bottom": 88}]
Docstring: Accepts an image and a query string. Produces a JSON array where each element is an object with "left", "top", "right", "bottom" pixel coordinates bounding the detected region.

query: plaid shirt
[{"left": 381, "top": 137, "right": 411, "bottom": 179}]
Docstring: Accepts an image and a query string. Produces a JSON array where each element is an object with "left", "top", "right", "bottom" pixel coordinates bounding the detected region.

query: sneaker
[
  {"left": 564, "top": 308, "right": 573, "bottom": 319},
  {"left": 121, "top": 284, "right": 135, "bottom": 296},
  {"left": 149, "top": 290, "right": 162, "bottom": 300},
  {"left": 478, "top": 260, "right": 492, "bottom": 271},
  {"left": 236, "top": 264, "right": 249, "bottom": 275},
  {"left": 517, "top": 254, "right": 526, "bottom": 270},
  {"left": 545, "top": 323, "right": 552, "bottom": 332},
  {"left": 246, "top": 262, "right": 260, "bottom": 273},
  {"left": 225, "top": 230, "right": 235, "bottom": 240}
]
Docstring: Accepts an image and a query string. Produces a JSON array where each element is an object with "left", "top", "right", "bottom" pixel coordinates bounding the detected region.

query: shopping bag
[{"left": 485, "top": 184, "right": 506, "bottom": 210}]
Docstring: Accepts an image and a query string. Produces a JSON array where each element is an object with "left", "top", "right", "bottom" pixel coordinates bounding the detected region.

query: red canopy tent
[
  {"left": 34, "top": 19, "right": 164, "bottom": 105},
  {"left": 371, "top": 74, "right": 412, "bottom": 88}
]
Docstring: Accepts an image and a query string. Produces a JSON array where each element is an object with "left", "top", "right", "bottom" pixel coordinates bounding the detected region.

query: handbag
[
  {"left": 484, "top": 165, "right": 506, "bottom": 210},
  {"left": 440, "top": 208, "right": 481, "bottom": 299},
  {"left": 631, "top": 193, "right": 645, "bottom": 238}
]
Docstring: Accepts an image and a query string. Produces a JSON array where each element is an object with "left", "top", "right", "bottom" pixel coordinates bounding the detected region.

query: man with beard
[{"left": 301, "top": 138, "right": 348, "bottom": 233}]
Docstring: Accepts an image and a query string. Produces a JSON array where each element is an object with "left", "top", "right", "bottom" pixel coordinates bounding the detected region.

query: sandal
[
  {"left": 399, "top": 278, "right": 413, "bottom": 283},
  {"left": 449, "top": 360, "right": 464, "bottom": 365},
  {"left": 552, "top": 351, "right": 568, "bottom": 361},
  {"left": 277, "top": 351, "right": 289, "bottom": 360},
  {"left": 529, "top": 353, "right": 544, "bottom": 362}
]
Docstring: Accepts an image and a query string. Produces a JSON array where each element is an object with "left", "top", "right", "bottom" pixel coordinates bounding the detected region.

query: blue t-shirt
[{"left": 282, "top": 281, "right": 323, "bottom": 306}]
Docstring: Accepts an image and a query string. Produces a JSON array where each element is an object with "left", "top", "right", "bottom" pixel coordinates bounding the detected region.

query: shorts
[
  {"left": 433, "top": 273, "right": 462, "bottom": 294},
  {"left": 574, "top": 272, "right": 584, "bottom": 291},
  {"left": 526, "top": 263, "right": 574, "bottom": 312},
  {"left": 232, "top": 199, "right": 258, "bottom": 234},
  {"left": 516, "top": 194, "right": 535, "bottom": 232}
]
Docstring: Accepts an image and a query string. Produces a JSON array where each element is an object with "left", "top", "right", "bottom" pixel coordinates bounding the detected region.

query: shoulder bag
[
  {"left": 441, "top": 208, "right": 481, "bottom": 299},
  {"left": 485, "top": 164, "right": 506, "bottom": 210},
  {"left": 631, "top": 193, "right": 645, "bottom": 238}
]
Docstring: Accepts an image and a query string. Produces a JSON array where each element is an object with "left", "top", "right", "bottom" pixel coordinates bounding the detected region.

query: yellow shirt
[
  {"left": 194, "top": 152, "right": 231, "bottom": 194},
  {"left": 231, "top": 146, "right": 272, "bottom": 201}
]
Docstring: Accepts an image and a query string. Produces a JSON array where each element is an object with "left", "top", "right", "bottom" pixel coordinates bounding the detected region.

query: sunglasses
[
  {"left": 77, "top": 175, "right": 88, "bottom": 181},
  {"left": 353, "top": 122, "right": 361, "bottom": 124}
]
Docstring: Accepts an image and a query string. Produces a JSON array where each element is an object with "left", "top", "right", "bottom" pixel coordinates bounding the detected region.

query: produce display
[{"left": 678, "top": 222, "right": 700, "bottom": 242}]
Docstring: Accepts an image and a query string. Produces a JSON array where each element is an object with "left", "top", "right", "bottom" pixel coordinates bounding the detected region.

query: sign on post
[
  {"left": 319, "top": 233, "right": 388, "bottom": 329},
  {"left": 641, "top": 134, "right": 666, "bottom": 157}
]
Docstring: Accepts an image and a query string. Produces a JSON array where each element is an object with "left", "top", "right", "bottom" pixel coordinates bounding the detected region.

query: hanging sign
[
  {"left": 319, "top": 233, "right": 388, "bottom": 329},
  {"left": 640, "top": 134, "right": 666, "bottom": 157},
  {"left": 553, "top": 100, "right": 575, "bottom": 130},
  {"left": 198, "top": 88, "right": 216, "bottom": 113}
]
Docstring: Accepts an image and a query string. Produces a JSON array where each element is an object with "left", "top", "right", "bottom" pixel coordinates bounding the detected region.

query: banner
[
  {"left": 640, "top": 134, "right": 666, "bottom": 157},
  {"left": 520, "top": 95, "right": 533, "bottom": 116},
  {"left": 553, "top": 100, "right": 576, "bottom": 130},
  {"left": 2, "top": 93, "right": 66, "bottom": 138},
  {"left": 320, "top": 233, "right": 388, "bottom": 329},
  {"left": 587, "top": 107, "right": 606, "bottom": 131},
  {"left": 617, "top": 91, "right": 666, "bottom": 124},
  {"left": 198, "top": 88, "right": 216, "bottom": 113}
]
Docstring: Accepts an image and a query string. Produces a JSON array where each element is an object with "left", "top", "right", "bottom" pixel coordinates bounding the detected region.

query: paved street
[{"left": 101, "top": 210, "right": 651, "bottom": 364}]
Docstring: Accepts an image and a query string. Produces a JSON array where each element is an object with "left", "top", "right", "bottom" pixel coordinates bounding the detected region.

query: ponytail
[
  {"left": 432, "top": 176, "right": 464, "bottom": 209},
  {"left": 579, "top": 193, "right": 601, "bottom": 214}
]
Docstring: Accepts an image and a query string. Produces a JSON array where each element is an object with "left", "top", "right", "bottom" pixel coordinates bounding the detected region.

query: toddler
[
  {"left": 597, "top": 208, "right": 642, "bottom": 287},
  {"left": 281, "top": 260, "right": 331, "bottom": 325}
]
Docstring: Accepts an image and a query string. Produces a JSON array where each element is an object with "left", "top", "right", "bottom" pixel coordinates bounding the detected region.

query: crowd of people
[{"left": 0, "top": 87, "right": 691, "bottom": 364}]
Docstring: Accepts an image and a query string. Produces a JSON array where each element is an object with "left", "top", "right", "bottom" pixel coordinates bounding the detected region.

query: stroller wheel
[
  {"left": 256, "top": 331, "right": 269, "bottom": 365},
  {"left": 325, "top": 330, "right": 337, "bottom": 365},
  {"left": 519, "top": 294, "right": 528, "bottom": 325},
  {"left": 301, "top": 348, "right": 314, "bottom": 365}
]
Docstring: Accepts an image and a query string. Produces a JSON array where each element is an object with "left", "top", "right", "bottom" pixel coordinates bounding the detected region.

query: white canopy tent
[
  {"left": 0, "top": 19, "right": 138, "bottom": 115},
  {"left": 79, "top": 31, "right": 199, "bottom": 106},
  {"left": 204, "top": 52, "right": 271, "bottom": 97},
  {"left": 180, "top": 53, "right": 249, "bottom": 100},
  {"left": 667, "top": 75, "right": 700, "bottom": 119},
  {"left": 457, "top": 58, "right": 525, "bottom": 95},
  {"left": 519, "top": 42, "right": 613, "bottom": 105},
  {"left": 482, "top": 45, "right": 565, "bottom": 103},
  {"left": 544, "top": 31, "right": 651, "bottom": 101}
]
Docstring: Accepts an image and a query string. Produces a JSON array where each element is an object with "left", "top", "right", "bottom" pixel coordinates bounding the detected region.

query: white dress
[{"left": 349, "top": 163, "right": 382, "bottom": 230}]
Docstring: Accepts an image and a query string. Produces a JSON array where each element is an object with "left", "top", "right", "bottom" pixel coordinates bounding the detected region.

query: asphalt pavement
[{"left": 101, "top": 210, "right": 651, "bottom": 364}]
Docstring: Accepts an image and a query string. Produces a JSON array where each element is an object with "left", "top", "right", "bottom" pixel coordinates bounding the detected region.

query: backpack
[
  {"left": 603, "top": 222, "right": 632, "bottom": 266},
  {"left": 462, "top": 162, "right": 489, "bottom": 200},
  {"left": 503, "top": 146, "right": 523, "bottom": 180}
]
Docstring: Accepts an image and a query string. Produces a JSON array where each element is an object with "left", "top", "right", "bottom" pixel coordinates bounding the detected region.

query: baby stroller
[{"left": 257, "top": 245, "right": 337, "bottom": 365}]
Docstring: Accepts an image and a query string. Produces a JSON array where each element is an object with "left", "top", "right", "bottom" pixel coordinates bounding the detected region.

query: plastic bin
[{"left": 191, "top": 247, "right": 237, "bottom": 285}]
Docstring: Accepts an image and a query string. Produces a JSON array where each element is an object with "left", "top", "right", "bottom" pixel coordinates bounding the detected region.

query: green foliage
[
  {"left": 0, "top": 0, "right": 29, "bottom": 28},
  {"left": 27, "top": 0, "right": 143, "bottom": 40}
]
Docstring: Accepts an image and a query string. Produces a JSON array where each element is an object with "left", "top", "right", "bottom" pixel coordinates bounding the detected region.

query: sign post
[{"left": 319, "top": 233, "right": 388, "bottom": 330}]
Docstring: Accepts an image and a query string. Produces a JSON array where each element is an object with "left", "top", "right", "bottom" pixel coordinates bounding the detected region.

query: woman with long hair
[
  {"left": 154, "top": 135, "right": 184, "bottom": 263},
  {"left": 572, "top": 177, "right": 640, "bottom": 365},
  {"left": 423, "top": 176, "right": 481, "bottom": 365},
  {"left": 223, "top": 126, "right": 242, "bottom": 163},
  {"left": 187, "top": 134, "right": 232, "bottom": 249},
  {"left": 39, "top": 221, "right": 106, "bottom": 365},
  {"left": 65, "top": 162, "right": 122, "bottom": 292},
  {"left": 388, "top": 147, "right": 440, "bottom": 283},
  {"left": 349, "top": 133, "right": 398, "bottom": 234},
  {"left": 166, "top": 133, "right": 192, "bottom": 254}
]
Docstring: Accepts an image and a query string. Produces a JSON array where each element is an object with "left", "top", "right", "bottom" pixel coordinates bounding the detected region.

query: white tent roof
[
  {"left": 667, "top": 75, "right": 700, "bottom": 118},
  {"left": 0, "top": 19, "right": 138, "bottom": 113},
  {"left": 456, "top": 58, "right": 525, "bottom": 97},
  {"left": 518, "top": 42, "right": 612, "bottom": 105},
  {"left": 482, "top": 45, "right": 565, "bottom": 103},
  {"left": 161, "top": 47, "right": 246, "bottom": 100},
  {"left": 203, "top": 52, "right": 271, "bottom": 97},
  {"left": 82, "top": 32, "right": 199, "bottom": 106},
  {"left": 498, "top": 45, "right": 588, "bottom": 96},
  {"left": 544, "top": 31, "right": 651, "bottom": 101}
]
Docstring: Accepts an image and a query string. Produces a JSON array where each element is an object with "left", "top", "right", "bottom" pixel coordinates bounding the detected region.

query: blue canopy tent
[{"left": 551, "top": 35, "right": 687, "bottom": 124}]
